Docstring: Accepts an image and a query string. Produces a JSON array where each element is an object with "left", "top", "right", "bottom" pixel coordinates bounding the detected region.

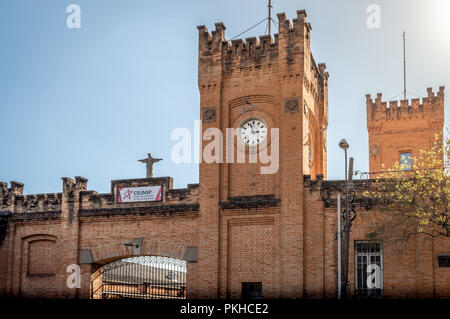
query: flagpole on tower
[{"left": 403, "top": 31, "right": 406, "bottom": 99}]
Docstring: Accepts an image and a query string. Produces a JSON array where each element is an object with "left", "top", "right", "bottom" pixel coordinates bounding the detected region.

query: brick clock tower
[
  {"left": 195, "top": 10, "right": 329, "bottom": 298},
  {"left": 366, "top": 86, "right": 445, "bottom": 173}
]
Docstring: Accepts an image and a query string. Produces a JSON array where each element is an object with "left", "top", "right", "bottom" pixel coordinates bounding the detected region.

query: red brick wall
[
  {"left": 21, "top": 236, "right": 57, "bottom": 298},
  {"left": 28, "top": 239, "right": 56, "bottom": 275},
  {"left": 227, "top": 219, "right": 276, "bottom": 298},
  {"left": 218, "top": 209, "right": 281, "bottom": 298},
  {"left": 303, "top": 181, "right": 326, "bottom": 298},
  {"left": 0, "top": 232, "right": 9, "bottom": 296}
]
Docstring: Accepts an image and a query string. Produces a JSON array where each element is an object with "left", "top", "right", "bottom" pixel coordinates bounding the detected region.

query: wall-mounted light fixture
[{"left": 241, "top": 97, "right": 255, "bottom": 114}]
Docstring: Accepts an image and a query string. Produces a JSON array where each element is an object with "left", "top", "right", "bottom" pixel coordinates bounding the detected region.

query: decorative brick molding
[
  {"left": 202, "top": 107, "right": 216, "bottom": 122},
  {"left": 219, "top": 195, "right": 281, "bottom": 210},
  {"left": 284, "top": 98, "right": 300, "bottom": 113},
  {"left": 13, "top": 211, "right": 61, "bottom": 222},
  {"left": 228, "top": 95, "right": 275, "bottom": 108},
  {"left": 78, "top": 203, "right": 199, "bottom": 218},
  {"left": 22, "top": 234, "right": 58, "bottom": 277}
]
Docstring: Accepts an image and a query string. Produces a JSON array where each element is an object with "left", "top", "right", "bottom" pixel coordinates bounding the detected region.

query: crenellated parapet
[
  {"left": 366, "top": 86, "right": 445, "bottom": 127},
  {"left": 0, "top": 176, "right": 200, "bottom": 219},
  {"left": 366, "top": 86, "right": 445, "bottom": 173},
  {"left": 166, "top": 183, "right": 199, "bottom": 204},
  {"left": 14, "top": 193, "right": 62, "bottom": 213},
  {"left": 0, "top": 181, "right": 29, "bottom": 211},
  {"left": 197, "top": 21, "right": 279, "bottom": 67},
  {"left": 0, "top": 182, "right": 10, "bottom": 207},
  {"left": 197, "top": 10, "right": 326, "bottom": 86}
]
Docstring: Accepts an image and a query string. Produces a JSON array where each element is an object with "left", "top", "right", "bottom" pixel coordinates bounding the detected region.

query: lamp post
[{"left": 338, "top": 139, "right": 350, "bottom": 298}]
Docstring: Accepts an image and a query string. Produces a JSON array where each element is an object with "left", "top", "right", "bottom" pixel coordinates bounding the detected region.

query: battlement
[
  {"left": 366, "top": 86, "right": 445, "bottom": 123},
  {"left": 0, "top": 177, "right": 199, "bottom": 215},
  {"left": 0, "top": 181, "right": 62, "bottom": 213},
  {"left": 197, "top": 10, "right": 312, "bottom": 70}
]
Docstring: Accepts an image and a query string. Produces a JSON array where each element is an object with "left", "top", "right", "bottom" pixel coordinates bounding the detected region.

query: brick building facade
[{"left": 0, "top": 10, "right": 448, "bottom": 299}]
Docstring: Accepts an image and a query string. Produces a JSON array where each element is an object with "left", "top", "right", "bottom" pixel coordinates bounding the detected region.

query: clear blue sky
[{"left": 0, "top": 0, "right": 448, "bottom": 194}]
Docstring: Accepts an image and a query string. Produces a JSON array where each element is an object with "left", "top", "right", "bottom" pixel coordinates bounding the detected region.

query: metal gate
[{"left": 90, "top": 256, "right": 186, "bottom": 299}]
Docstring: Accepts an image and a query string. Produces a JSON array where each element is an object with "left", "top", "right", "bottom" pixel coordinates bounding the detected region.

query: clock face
[{"left": 239, "top": 119, "right": 268, "bottom": 146}]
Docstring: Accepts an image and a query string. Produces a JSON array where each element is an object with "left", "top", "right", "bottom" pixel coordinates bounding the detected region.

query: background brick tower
[
  {"left": 366, "top": 86, "right": 445, "bottom": 173},
  {"left": 196, "top": 10, "right": 329, "bottom": 298}
]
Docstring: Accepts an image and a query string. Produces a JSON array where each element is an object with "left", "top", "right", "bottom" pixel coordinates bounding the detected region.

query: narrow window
[
  {"left": 438, "top": 255, "right": 450, "bottom": 267},
  {"left": 242, "top": 282, "right": 262, "bottom": 299},
  {"left": 355, "top": 241, "right": 383, "bottom": 298},
  {"left": 400, "top": 152, "right": 412, "bottom": 170}
]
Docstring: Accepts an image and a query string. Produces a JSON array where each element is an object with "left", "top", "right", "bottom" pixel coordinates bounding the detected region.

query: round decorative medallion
[{"left": 370, "top": 145, "right": 380, "bottom": 158}]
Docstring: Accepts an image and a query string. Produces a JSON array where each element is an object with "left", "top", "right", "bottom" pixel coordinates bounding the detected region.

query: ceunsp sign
[{"left": 118, "top": 186, "right": 163, "bottom": 203}]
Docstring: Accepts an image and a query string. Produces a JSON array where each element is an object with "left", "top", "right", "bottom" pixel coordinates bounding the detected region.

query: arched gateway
[{"left": 90, "top": 256, "right": 187, "bottom": 299}]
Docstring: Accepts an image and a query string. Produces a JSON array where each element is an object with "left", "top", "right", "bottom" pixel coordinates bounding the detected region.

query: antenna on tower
[
  {"left": 229, "top": 0, "right": 277, "bottom": 40},
  {"left": 268, "top": 0, "right": 272, "bottom": 36},
  {"left": 402, "top": 31, "right": 406, "bottom": 99}
]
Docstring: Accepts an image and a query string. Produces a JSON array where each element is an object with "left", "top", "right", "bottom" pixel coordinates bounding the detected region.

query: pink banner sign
[{"left": 118, "top": 185, "right": 162, "bottom": 203}]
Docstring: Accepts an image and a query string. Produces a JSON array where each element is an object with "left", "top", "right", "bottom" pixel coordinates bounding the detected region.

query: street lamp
[
  {"left": 339, "top": 139, "right": 349, "bottom": 232},
  {"left": 339, "top": 139, "right": 349, "bottom": 151},
  {"left": 339, "top": 140, "right": 349, "bottom": 226},
  {"left": 339, "top": 139, "right": 350, "bottom": 298}
]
